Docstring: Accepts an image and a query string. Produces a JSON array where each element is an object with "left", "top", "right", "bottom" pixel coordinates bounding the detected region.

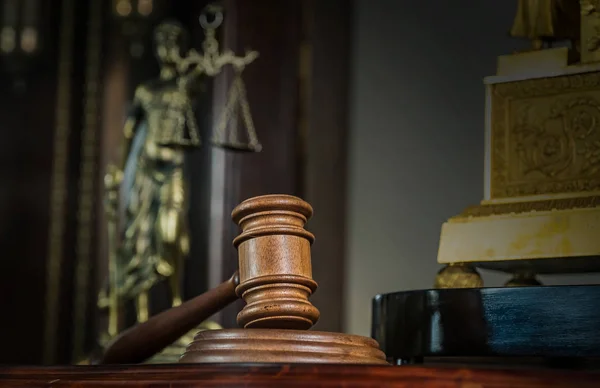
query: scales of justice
[
  {"left": 95, "top": 4, "right": 386, "bottom": 365},
  {"left": 96, "top": 4, "right": 261, "bottom": 362}
]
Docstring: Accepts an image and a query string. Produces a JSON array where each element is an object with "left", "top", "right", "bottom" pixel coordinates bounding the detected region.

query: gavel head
[{"left": 232, "top": 194, "right": 320, "bottom": 330}]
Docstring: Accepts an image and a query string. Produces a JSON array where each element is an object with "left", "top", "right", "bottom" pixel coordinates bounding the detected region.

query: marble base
[
  {"left": 496, "top": 47, "right": 572, "bottom": 78},
  {"left": 438, "top": 204, "right": 600, "bottom": 274}
]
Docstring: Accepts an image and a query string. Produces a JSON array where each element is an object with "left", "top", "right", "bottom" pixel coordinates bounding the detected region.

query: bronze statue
[
  {"left": 98, "top": 9, "right": 260, "bottom": 342},
  {"left": 510, "top": 0, "right": 580, "bottom": 50}
]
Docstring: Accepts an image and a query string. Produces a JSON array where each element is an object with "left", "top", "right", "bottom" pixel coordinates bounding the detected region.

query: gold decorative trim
[
  {"left": 581, "top": 0, "right": 600, "bottom": 64},
  {"left": 457, "top": 196, "right": 600, "bottom": 218},
  {"left": 491, "top": 72, "right": 600, "bottom": 198},
  {"left": 43, "top": 0, "right": 75, "bottom": 365},
  {"left": 72, "top": 0, "right": 103, "bottom": 362}
]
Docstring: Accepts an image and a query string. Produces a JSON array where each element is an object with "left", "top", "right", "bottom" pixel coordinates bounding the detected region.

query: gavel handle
[{"left": 99, "top": 272, "right": 239, "bottom": 365}]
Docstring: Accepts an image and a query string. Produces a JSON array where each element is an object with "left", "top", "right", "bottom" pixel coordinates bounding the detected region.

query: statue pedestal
[
  {"left": 145, "top": 328, "right": 197, "bottom": 364},
  {"left": 496, "top": 47, "right": 573, "bottom": 77},
  {"left": 437, "top": 58, "right": 600, "bottom": 285},
  {"left": 438, "top": 204, "right": 600, "bottom": 274}
]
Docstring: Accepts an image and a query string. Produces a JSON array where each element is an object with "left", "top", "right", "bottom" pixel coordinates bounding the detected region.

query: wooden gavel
[{"left": 100, "top": 194, "right": 321, "bottom": 364}]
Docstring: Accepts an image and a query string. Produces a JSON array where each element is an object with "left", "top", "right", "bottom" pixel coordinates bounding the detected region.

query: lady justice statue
[
  {"left": 98, "top": 5, "right": 260, "bottom": 344},
  {"left": 510, "top": 0, "right": 580, "bottom": 50}
]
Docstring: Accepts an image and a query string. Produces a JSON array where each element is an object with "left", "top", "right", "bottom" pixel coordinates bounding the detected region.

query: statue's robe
[{"left": 510, "top": 0, "right": 580, "bottom": 41}]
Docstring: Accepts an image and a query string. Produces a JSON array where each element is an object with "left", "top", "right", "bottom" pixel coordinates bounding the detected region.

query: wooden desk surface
[{"left": 0, "top": 364, "right": 598, "bottom": 387}]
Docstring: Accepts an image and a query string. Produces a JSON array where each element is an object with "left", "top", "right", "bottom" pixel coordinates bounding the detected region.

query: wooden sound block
[{"left": 180, "top": 329, "right": 388, "bottom": 364}]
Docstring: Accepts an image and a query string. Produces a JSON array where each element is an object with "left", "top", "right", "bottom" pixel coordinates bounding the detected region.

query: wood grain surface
[{"left": 0, "top": 364, "right": 598, "bottom": 387}]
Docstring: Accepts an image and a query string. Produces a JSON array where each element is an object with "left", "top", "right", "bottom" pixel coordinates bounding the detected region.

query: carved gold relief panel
[{"left": 491, "top": 72, "right": 600, "bottom": 198}]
